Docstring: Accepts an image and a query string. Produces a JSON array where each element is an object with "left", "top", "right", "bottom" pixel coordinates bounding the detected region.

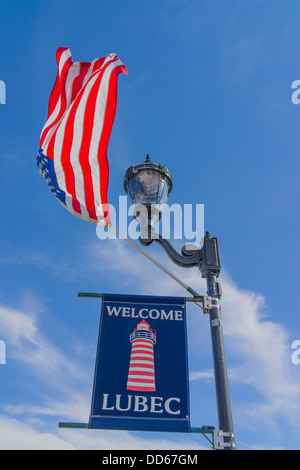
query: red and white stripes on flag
[{"left": 38, "top": 47, "right": 127, "bottom": 224}]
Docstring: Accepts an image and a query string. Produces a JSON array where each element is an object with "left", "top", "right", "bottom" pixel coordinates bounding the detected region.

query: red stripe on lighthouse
[{"left": 127, "top": 320, "right": 156, "bottom": 392}]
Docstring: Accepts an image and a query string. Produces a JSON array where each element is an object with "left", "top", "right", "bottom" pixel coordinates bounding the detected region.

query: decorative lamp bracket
[{"left": 153, "top": 234, "right": 203, "bottom": 268}]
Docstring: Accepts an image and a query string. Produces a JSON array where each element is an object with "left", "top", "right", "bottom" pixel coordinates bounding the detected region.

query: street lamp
[
  {"left": 124, "top": 155, "right": 172, "bottom": 244},
  {"left": 124, "top": 155, "right": 235, "bottom": 450}
]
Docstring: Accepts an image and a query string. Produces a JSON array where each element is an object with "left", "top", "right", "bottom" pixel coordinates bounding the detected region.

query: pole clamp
[
  {"left": 213, "top": 430, "right": 235, "bottom": 450},
  {"left": 203, "top": 296, "right": 214, "bottom": 314}
]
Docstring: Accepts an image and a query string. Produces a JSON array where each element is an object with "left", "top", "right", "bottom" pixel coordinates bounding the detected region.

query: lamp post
[{"left": 124, "top": 155, "right": 235, "bottom": 450}]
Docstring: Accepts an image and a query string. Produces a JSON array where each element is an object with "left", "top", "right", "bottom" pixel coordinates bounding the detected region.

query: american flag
[{"left": 37, "top": 47, "right": 127, "bottom": 224}]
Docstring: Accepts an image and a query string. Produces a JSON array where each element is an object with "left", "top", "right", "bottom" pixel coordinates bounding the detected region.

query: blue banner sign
[{"left": 89, "top": 293, "right": 190, "bottom": 432}]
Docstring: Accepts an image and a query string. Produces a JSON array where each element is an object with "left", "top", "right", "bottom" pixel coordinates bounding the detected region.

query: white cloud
[
  {"left": 0, "top": 242, "right": 85, "bottom": 281},
  {"left": 0, "top": 287, "right": 208, "bottom": 450},
  {"left": 0, "top": 413, "right": 206, "bottom": 450},
  {"left": 1, "top": 237, "right": 300, "bottom": 448},
  {"left": 0, "top": 416, "right": 75, "bottom": 450},
  {"left": 0, "top": 299, "right": 90, "bottom": 389},
  {"left": 189, "top": 369, "right": 214, "bottom": 382},
  {"left": 219, "top": 272, "right": 300, "bottom": 432},
  {"left": 57, "top": 428, "right": 205, "bottom": 451},
  {"left": 90, "top": 238, "right": 300, "bottom": 436}
]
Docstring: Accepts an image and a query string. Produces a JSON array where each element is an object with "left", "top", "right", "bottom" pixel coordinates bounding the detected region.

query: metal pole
[
  {"left": 201, "top": 232, "right": 235, "bottom": 450},
  {"left": 206, "top": 274, "right": 235, "bottom": 449}
]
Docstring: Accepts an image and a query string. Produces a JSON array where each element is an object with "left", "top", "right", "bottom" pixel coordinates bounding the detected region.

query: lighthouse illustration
[{"left": 127, "top": 320, "right": 156, "bottom": 392}]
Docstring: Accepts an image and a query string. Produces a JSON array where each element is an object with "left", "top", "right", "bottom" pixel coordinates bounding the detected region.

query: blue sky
[{"left": 0, "top": 0, "right": 300, "bottom": 450}]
